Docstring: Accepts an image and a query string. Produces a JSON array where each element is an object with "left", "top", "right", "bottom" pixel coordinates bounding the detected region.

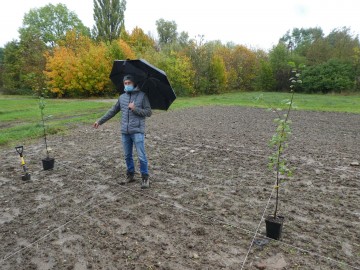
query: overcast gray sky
[{"left": 1, "top": 0, "right": 359, "bottom": 50}]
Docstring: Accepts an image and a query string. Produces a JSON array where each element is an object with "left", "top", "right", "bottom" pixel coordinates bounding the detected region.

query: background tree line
[{"left": 0, "top": 0, "right": 359, "bottom": 97}]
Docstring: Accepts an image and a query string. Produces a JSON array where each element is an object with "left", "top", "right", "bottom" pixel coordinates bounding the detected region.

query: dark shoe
[
  {"left": 120, "top": 172, "right": 135, "bottom": 185},
  {"left": 141, "top": 174, "right": 150, "bottom": 189}
]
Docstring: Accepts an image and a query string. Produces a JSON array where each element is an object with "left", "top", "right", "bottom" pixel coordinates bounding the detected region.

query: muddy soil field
[{"left": 1, "top": 106, "right": 359, "bottom": 269}]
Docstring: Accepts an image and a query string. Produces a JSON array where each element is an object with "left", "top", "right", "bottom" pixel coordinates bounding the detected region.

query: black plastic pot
[
  {"left": 265, "top": 215, "right": 284, "bottom": 240},
  {"left": 42, "top": 157, "right": 55, "bottom": 170}
]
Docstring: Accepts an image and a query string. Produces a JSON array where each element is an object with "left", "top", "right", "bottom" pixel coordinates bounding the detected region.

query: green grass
[
  {"left": 0, "top": 95, "right": 114, "bottom": 147},
  {"left": 171, "top": 91, "right": 360, "bottom": 113},
  {"left": 1, "top": 92, "right": 359, "bottom": 147}
]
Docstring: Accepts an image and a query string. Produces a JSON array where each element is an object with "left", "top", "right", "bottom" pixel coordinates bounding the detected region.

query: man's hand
[
  {"left": 128, "top": 101, "right": 135, "bottom": 111},
  {"left": 93, "top": 122, "right": 100, "bottom": 129}
]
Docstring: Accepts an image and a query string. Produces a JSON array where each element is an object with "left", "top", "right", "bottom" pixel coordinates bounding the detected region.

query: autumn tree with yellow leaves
[{"left": 44, "top": 31, "right": 135, "bottom": 97}]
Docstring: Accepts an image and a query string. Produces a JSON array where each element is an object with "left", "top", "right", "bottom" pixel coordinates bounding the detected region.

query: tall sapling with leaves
[
  {"left": 268, "top": 83, "right": 295, "bottom": 219},
  {"left": 263, "top": 66, "right": 302, "bottom": 240}
]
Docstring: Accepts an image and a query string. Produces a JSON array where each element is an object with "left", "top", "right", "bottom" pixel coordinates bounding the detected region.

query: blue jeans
[{"left": 121, "top": 133, "right": 148, "bottom": 175}]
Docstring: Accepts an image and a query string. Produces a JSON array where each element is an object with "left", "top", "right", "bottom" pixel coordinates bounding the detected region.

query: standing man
[{"left": 94, "top": 75, "right": 152, "bottom": 189}]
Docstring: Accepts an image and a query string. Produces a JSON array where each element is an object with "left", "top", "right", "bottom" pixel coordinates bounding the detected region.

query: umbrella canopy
[{"left": 109, "top": 59, "right": 176, "bottom": 110}]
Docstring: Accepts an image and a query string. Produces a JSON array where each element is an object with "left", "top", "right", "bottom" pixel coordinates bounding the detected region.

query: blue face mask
[{"left": 124, "top": 85, "right": 134, "bottom": 92}]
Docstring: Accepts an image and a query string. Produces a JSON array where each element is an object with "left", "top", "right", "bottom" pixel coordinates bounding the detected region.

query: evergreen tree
[{"left": 93, "top": 0, "right": 126, "bottom": 42}]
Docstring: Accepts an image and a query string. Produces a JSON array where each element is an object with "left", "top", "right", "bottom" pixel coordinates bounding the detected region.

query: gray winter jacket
[{"left": 97, "top": 88, "right": 152, "bottom": 134}]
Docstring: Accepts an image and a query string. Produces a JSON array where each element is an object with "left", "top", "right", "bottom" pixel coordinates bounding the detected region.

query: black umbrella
[{"left": 109, "top": 59, "right": 176, "bottom": 110}]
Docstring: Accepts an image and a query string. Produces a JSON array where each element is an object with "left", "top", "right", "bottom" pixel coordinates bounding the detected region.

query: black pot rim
[
  {"left": 265, "top": 215, "right": 285, "bottom": 224},
  {"left": 42, "top": 157, "right": 55, "bottom": 161}
]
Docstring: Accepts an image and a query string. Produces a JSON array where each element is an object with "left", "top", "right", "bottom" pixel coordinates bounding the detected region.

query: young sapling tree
[
  {"left": 39, "top": 95, "right": 55, "bottom": 170},
  {"left": 39, "top": 95, "right": 50, "bottom": 158},
  {"left": 267, "top": 66, "right": 302, "bottom": 219},
  {"left": 256, "top": 64, "right": 303, "bottom": 240}
]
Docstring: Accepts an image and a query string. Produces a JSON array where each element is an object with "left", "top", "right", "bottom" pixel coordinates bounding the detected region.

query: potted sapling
[
  {"left": 39, "top": 95, "right": 55, "bottom": 170},
  {"left": 264, "top": 67, "right": 302, "bottom": 240}
]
